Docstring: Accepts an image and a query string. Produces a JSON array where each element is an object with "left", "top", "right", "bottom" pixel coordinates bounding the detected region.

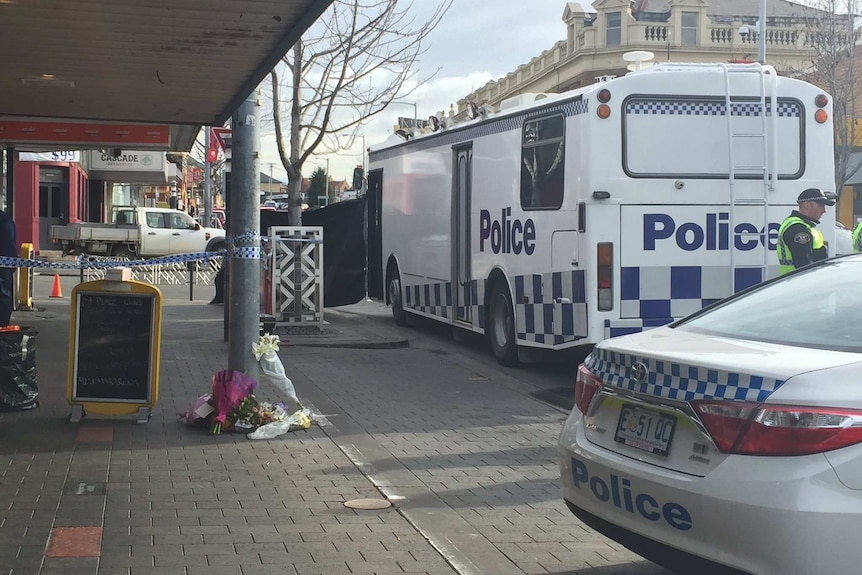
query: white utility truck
[{"left": 50, "top": 206, "right": 227, "bottom": 257}]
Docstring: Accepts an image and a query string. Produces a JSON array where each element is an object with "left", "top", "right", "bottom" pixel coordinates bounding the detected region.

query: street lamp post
[
  {"left": 267, "top": 162, "right": 274, "bottom": 202},
  {"left": 757, "top": 0, "right": 765, "bottom": 64},
  {"left": 342, "top": 132, "right": 367, "bottom": 195},
  {"left": 359, "top": 133, "right": 366, "bottom": 194},
  {"left": 391, "top": 101, "right": 417, "bottom": 129}
]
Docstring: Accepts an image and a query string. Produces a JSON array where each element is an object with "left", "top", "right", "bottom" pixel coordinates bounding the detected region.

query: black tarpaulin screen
[{"left": 259, "top": 197, "right": 366, "bottom": 308}]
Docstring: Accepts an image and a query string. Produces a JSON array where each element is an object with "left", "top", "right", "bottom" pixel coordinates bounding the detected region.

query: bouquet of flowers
[
  {"left": 179, "top": 355, "right": 310, "bottom": 438},
  {"left": 252, "top": 333, "right": 301, "bottom": 409},
  {"left": 227, "top": 395, "right": 288, "bottom": 432},
  {"left": 209, "top": 369, "right": 257, "bottom": 435}
]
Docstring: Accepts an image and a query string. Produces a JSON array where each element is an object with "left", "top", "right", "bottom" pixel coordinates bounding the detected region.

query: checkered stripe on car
[{"left": 584, "top": 348, "right": 786, "bottom": 402}]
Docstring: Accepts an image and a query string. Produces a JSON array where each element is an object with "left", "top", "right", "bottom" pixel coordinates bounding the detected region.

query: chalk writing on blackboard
[{"left": 73, "top": 292, "right": 154, "bottom": 402}]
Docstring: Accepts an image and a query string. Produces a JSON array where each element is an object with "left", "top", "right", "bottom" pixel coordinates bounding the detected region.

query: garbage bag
[
  {"left": 0, "top": 327, "right": 39, "bottom": 411},
  {"left": 252, "top": 334, "right": 301, "bottom": 408}
]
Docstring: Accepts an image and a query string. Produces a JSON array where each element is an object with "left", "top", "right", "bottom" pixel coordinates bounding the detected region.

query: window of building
[
  {"left": 520, "top": 115, "right": 565, "bottom": 210},
  {"left": 682, "top": 12, "right": 698, "bottom": 46},
  {"left": 606, "top": 11, "right": 621, "bottom": 46}
]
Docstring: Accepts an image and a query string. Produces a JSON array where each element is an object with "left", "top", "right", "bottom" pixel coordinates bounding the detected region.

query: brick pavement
[
  {"left": 0, "top": 274, "right": 672, "bottom": 575},
  {"left": 0, "top": 276, "right": 458, "bottom": 575},
  {"left": 282, "top": 345, "right": 670, "bottom": 575}
]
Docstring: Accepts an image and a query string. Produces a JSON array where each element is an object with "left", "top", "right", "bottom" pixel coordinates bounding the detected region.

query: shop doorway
[{"left": 38, "top": 167, "right": 68, "bottom": 251}]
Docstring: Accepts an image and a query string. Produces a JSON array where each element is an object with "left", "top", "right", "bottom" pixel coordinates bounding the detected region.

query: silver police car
[{"left": 559, "top": 255, "right": 862, "bottom": 575}]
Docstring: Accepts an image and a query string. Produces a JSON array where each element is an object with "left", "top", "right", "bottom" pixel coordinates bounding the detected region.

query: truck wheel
[
  {"left": 388, "top": 267, "right": 411, "bottom": 327},
  {"left": 113, "top": 247, "right": 134, "bottom": 259},
  {"left": 207, "top": 240, "right": 227, "bottom": 254},
  {"left": 488, "top": 281, "right": 519, "bottom": 367}
]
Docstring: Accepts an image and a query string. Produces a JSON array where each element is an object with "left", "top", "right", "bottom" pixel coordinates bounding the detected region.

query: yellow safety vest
[
  {"left": 853, "top": 221, "right": 862, "bottom": 253},
  {"left": 777, "top": 216, "right": 823, "bottom": 275}
]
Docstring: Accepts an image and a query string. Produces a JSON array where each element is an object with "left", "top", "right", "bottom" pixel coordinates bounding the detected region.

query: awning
[{"left": 0, "top": 1, "right": 332, "bottom": 151}]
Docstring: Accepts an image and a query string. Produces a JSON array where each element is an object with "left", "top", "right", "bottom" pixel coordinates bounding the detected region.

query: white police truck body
[{"left": 369, "top": 62, "right": 835, "bottom": 365}]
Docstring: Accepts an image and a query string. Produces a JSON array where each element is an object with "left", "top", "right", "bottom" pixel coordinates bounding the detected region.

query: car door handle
[
  {"left": 172, "top": 232, "right": 180, "bottom": 236},
  {"left": 147, "top": 232, "right": 156, "bottom": 235}
]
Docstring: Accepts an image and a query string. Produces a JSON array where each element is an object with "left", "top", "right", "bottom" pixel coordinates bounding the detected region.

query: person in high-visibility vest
[
  {"left": 776, "top": 188, "right": 835, "bottom": 275},
  {"left": 853, "top": 220, "right": 862, "bottom": 253}
]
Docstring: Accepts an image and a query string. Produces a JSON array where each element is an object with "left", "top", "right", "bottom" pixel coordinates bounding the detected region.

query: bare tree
[
  {"left": 268, "top": 0, "right": 451, "bottom": 225},
  {"left": 802, "top": 0, "right": 862, "bottom": 194}
]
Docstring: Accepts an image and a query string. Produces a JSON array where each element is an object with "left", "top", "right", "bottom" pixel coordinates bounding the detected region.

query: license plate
[{"left": 614, "top": 404, "right": 676, "bottom": 456}]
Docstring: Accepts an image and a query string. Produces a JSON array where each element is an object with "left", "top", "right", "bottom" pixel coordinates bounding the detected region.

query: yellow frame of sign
[{"left": 66, "top": 278, "right": 162, "bottom": 423}]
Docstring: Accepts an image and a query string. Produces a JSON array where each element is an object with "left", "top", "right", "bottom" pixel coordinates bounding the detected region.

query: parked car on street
[{"left": 559, "top": 254, "right": 862, "bottom": 575}]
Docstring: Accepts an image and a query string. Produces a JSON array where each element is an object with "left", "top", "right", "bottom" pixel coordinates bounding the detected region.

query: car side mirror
[{"left": 195, "top": 223, "right": 201, "bottom": 230}]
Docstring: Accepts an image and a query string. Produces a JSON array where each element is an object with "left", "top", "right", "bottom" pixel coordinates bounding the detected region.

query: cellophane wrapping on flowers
[
  {"left": 252, "top": 334, "right": 301, "bottom": 409},
  {"left": 210, "top": 369, "right": 257, "bottom": 434},
  {"left": 247, "top": 408, "right": 312, "bottom": 440}
]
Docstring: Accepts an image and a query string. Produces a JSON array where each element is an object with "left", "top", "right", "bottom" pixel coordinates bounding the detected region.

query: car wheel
[
  {"left": 488, "top": 281, "right": 519, "bottom": 366},
  {"left": 388, "top": 267, "right": 411, "bottom": 327}
]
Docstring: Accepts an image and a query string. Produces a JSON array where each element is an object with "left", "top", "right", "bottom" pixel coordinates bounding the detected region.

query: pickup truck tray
[{"left": 50, "top": 223, "right": 139, "bottom": 242}]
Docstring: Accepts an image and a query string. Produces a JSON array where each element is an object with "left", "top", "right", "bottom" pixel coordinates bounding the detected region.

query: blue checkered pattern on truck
[
  {"left": 403, "top": 270, "right": 588, "bottom": 346},
  {"left": 607, "top": 264, "right": 776, "bottom": 338},
  {"left": 626, "top": 100, "right": 800, "bottom": 118},
  {"left": 620, "top": 265, "right": 769, "bottom": 320},
  {"left": 585, "top": 348, "right": 786, "bottom": 403}
]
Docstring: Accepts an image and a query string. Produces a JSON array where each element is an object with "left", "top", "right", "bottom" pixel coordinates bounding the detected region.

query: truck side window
[
  {"left": 117, "top": 211, "right": 135, "bottom": 225},
  {"left": 170, "top": 214, "right": 196, "bottom": 230},
  {"left": 146, "top": 213, "right": 167, "bottom": 228},
  {"left": 520, "top": 115, "right": 565, "bottom": 210}
]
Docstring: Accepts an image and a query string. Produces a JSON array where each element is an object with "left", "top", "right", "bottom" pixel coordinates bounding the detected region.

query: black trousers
[{"left": 0, "top": 269, "right": 13, "bottom": 326}]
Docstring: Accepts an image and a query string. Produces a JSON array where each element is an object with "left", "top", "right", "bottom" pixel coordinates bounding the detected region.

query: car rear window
[{"left": 675, "top": 259, "right": 862, "bottom": 353}]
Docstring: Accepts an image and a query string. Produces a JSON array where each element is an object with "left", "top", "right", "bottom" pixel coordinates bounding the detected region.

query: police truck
[{"left": 367, "top": 56, "right": 835, "bottom": 366}]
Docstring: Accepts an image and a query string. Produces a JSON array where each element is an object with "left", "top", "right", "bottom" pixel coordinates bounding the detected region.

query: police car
[{"left": 558, "top": 254, "right": 862, "bottom": 575}]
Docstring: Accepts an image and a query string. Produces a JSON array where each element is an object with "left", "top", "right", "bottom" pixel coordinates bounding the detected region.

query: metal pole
[
  {"left": 758, "top": 0, "right": 766, "bottom": 64},
  {"left": 204, "top": 126, "right": 212, "bottom": 229},
  {"left": 268, "top": 163, "right": 274, "bottom": 202},
  {"left": 325, "top": 158, "right": 329, "bottom": 206},
  {"left": 4, "top": 147, "right": 14, "bottom": 218},
  {"left": 227, "top": 92, "right": 261, "bottom": 379},
  {"left": 361, "top": 134, "right": 367, "bottom": 194}
]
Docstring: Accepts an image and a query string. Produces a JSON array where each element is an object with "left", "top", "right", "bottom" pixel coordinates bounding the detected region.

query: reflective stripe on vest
[{"left": 777, "top": 216, "right": 821, "bottom": 275}]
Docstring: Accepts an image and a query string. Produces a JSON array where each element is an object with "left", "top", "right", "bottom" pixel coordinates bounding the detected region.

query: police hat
[{"left": 797, "top": 188, "right": 836, "bottom": 206}]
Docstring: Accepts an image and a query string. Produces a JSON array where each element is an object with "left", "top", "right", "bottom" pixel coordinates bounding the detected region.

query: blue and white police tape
[
  {"left": 0, "top": 251, "right": 224, "bottom": 270},
  {"left": 229, "top": 230, "right": 260, "bottom": 259}
]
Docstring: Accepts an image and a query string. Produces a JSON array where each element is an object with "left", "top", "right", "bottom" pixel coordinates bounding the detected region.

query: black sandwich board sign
[{"left": 67, "top": 276, "right": 162, "bottom": 423}]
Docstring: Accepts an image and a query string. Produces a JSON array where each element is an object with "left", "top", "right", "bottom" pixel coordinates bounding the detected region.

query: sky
[{"left": 258, "top": 0, "right": 573, "bottom": 186}]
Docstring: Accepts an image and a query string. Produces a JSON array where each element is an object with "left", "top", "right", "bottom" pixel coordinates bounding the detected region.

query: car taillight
[
  {"left": 693, "top": 401, "right": 862, "bottom": 456},
  {"left": 575, "top": 364, "right": 602, "bottom": 415}
]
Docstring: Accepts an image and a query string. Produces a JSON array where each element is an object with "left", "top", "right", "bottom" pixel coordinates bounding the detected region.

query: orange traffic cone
[{"left": 50, "top": 274, "right": 63, "bottom": 298}]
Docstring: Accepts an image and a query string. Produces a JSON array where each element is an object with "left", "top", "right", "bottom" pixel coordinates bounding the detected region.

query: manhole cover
[{"left": 343, "top": 498, "right": 391, "bottom": 510}]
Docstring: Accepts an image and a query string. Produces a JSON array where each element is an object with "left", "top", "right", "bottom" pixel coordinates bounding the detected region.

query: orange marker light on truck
[{"left": 597, "top": 243, "right": 613, "bottom": 311}]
